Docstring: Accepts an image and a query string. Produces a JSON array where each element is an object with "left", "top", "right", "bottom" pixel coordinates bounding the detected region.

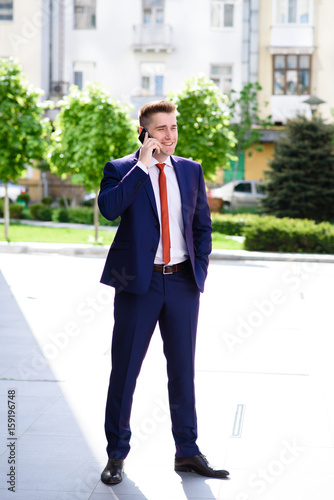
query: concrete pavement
[{"left": 0, "top": 252, "right": 334, "bottom": 499}]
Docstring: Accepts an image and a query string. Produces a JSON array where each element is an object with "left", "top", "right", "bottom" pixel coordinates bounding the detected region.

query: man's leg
[
  {"left": 105, "top": 272, "right": 164, "bottom": 459},
  {"left": 159, "top": 265, "right": 201, "bottom": 458},
  {"left": 158, "top": 266, "right": 230, "bottom": 479}
]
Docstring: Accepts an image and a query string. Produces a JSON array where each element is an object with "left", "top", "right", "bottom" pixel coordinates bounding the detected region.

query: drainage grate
[{"left": 231, "top": 404, "right": 245, "bottom": 438}]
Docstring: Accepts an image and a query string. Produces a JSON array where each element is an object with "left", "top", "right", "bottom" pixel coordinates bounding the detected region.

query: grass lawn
[
  {"left": 0, "top": 224, "right": 244, "bottom": 250},
  {"left": 0, "top": 224, "right": 116, "bottom": 246},
  {"left": 212, "top": 232, "right": 244, "bottom": 250}
]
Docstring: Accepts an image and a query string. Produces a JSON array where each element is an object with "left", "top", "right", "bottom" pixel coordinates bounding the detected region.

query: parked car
[
  {"left": 0, "top": 182, "right": 28, "bottom": 203},
  {"left": 209, "top": 180, "right": 266, "bottom": 210}
]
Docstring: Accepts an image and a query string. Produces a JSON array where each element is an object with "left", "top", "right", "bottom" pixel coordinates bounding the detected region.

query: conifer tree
[{"left": 262, "top": 116, "right": 334, "bottom": 222}]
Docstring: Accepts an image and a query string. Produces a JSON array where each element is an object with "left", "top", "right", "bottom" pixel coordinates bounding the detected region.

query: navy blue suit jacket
[{"left": 98, "top": 149, "right": 212, "bottom": 294}]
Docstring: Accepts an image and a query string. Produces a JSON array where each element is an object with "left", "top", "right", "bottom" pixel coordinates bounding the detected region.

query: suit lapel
[
  {"left": 132, "top": 149, "right": 158, "bottom": 218},
  {"left": 144, "top": 176, "right": 158, "bottom": 218},
  {"left": 172, "top": 156, "right": 189, "bottom": 228}
]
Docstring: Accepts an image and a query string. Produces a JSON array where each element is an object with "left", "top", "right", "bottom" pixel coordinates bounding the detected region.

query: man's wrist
[{"left": 136, "top": 161, "right": 149, "bottom": 174}]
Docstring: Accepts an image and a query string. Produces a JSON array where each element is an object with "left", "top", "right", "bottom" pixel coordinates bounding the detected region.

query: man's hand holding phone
[{"left": 138, "top": 128, "right": 159, "bottom": 167}]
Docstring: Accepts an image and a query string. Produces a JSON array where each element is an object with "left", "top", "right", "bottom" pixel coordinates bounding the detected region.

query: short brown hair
[{"left": 139, "top": 100, "right": 176, "bottom": 128}]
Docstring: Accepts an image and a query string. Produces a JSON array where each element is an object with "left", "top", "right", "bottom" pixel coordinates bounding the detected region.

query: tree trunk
[
  {"left": 93, "top": 189, "right": 99, "bottom": 243},
  {"left": 4, "top": 182, "right": 10, "bottom": 241},
  {"left": 62, "top": 191, "right": 69, "bottom": 209},
  {"left": 232, "top": 158, "right": 239, "bottom": 181},
  {"left": 42, "top": 171, "right": 48, "bottom": 198}
]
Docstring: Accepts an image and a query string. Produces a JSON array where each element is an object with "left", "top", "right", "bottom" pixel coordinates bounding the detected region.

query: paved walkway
[{"left": 0, "top": 251, "right": 334, "bottom": 499}]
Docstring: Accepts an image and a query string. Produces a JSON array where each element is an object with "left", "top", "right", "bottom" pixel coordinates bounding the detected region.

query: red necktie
[{"left": 156, "top": 163, "right": 171, "bottom": 265}]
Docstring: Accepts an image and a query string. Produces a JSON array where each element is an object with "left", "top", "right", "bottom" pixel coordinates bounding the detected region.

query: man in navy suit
[{"left": 98, "top": 100, "right": 229, "bottom": 484}]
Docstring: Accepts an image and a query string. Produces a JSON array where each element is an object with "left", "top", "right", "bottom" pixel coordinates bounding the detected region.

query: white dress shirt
[{"left": 136, "top": 158, "right": 189, "bottom": 265}]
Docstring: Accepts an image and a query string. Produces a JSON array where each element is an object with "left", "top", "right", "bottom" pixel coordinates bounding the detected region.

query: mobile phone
[{"left": 138, "top": 128, "right": 156, "bottom": 155}]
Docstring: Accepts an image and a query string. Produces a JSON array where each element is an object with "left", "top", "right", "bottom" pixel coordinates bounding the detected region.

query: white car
[
  {"left": 0, "top": 182, "right": 28, "bottom": 203},
  {"left": 210, "top": 180, "right": 266, "bottom": 210}
]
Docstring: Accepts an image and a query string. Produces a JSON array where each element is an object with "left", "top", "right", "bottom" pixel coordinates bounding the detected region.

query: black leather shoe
[
  {"left": 101, "top": 458, "right": 124, "bottom": 485},
  {"left": 175, "top": 453, "right": 229, "bottom": 478}
]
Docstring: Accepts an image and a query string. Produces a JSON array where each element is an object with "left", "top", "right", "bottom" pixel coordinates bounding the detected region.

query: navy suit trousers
[{"left": 105, "top": 263, "right": 201, "bottom": 459}]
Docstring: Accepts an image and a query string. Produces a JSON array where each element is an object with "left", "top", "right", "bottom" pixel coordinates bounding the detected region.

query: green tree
[
  {"left": 262, "top": 115, "right": 334, "bottom": 222},
  {"left": 169, "top": 74, "right": 236, "bottom": 180},
  {"left": 49, "top": 83, "right": 138, "bottom": 241},
  {"left": 0, "top": 57, "right": 49, "bottom": 240},
  {"left": 225, "top": 82, "right": 272, "bottom": 180}
]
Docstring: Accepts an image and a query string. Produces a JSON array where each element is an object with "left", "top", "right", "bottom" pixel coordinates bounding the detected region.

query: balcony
[
  {"left": 270, "top": 24, "right": 314, "bottom": 52},
  {"left": 133, "top": 24, "right": 174, "bottom": 52}
]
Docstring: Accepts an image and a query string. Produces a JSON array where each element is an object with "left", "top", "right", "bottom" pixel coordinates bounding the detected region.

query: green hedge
[
  {"left": 211, "top": 213, "right": 260, "bottom": 235},
  {"left": 244, "top": 216, "right": 334, "bottom": 254},
  {"left": 51, "top": 207, "right": 119, "bottom": 226},
  {"left": 0, "top": 202, "right": 25, "bottom": 219},
  {"left": 1, "top": 201, "right": 120, "bottom": 226},
  {"left": 30, "top": 204, "right": 53, "bottom": 221},
  {"left": 9, "top": 203, "right": 25, "bottom": 219},
  {"left": 25, "top": 205, "right": 119, "bottom": 226},
  {"left": 52, "top": 207, "right": 94, "bottom": 224}
]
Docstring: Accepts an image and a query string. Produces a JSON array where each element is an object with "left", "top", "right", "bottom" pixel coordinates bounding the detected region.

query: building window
[
  {"left": 0, "top": 1, "right": 13, "bottom": 20},
  {"left": 210, "top": 64, "right": 232, "bottom": 94},
  {"left": 275, "top": 0, "right": 310, "bottom": 24},
  {"left": 143, "top": 0, "right": 164, "bottom": 25},
  {"left": 273, "top": 54, "right": 310, "bottom": 95},
  {"left": 74, "top": 72, "right": 83, "bottom": 90},
  {"left": 141, "top": 62, "right": 165, "bottom": 96},
  {"left": 73, "top": 61, "right": 96, "bottom": 89},
  {"left": 211, "top": 0, "right": 234, "bottom": 29},
  {"left": 74, "top": 0, "right": 96, "bottom": 29}
]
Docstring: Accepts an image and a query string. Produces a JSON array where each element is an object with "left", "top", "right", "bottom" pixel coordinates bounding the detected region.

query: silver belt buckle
[{"left": 163, "top": 264, "right": 173, "bottom": 275}]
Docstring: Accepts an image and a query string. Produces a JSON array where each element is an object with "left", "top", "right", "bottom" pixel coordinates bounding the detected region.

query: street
[{"left": 0, "top": 252, "right": 334, "bottom": 499}]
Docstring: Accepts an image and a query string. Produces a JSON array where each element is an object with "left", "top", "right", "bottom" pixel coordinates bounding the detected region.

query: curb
[
  {"left": 0, "top": 241, "right": 109, "bottom": 257},
  {"left": 210, "top": 249, "right": 334, "bottom": 263},
  {"left": 1, "top": 241, "right": 333, "bottom": 262}
]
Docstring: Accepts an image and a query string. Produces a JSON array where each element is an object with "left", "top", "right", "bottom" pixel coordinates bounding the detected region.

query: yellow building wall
[
  {"left": 257, "top": 0, "right": 273, "bottom": 122},
  {"left": 244, "top": 143, "right": 275, "bottom": 181}
]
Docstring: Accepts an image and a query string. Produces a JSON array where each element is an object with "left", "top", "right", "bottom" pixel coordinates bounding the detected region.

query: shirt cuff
[{"left": 136, "top": 161, "right": 149, "bottom": 174}]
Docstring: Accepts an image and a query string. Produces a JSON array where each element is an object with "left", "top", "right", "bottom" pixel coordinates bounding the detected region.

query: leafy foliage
[
  {"left": 261, "top": 116, "right": 334, "bottom": 221},
  {"left": 226, "top": 83, "right": 271, "bottom": 154},
  {"left": 0, "top": 57, "right": 50, "bottom": 239},
  {"left": 0, "top": 57, "right": 49, "bottom": 181},
  {"left": 225, "top": 82, "right": 272, "bottom": 179},
  {"left": 244, "top": 216, "right": 334, "bottom": 254},
  {"left": 48, "top": 83, "right": 138, "bottom": 239},
  {"left": 169, "top": 74, "right": 236, "bottom": 180},
  {"left": 211, "top": 212, "right": 261, "bottom": 235},
  {"left": 49, "top": 83, "right": 138, "bottom": 191}
]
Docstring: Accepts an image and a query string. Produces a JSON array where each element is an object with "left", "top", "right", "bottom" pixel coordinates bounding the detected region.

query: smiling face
[{"left": 146, "top": 112, "right": 178, "bottom": 161}]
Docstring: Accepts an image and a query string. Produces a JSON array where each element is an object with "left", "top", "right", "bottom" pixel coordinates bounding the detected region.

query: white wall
[
  {"left": 62, "top": 0, "right": 245, "bottom": 108},
  {"left": 0, "top": 0, "right": 251, "bottom": 112},
  {"left": 0, "top": 0, "right": 44, "bottom": 90}
]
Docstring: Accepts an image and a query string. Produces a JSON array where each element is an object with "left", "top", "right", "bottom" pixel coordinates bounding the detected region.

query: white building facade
[
  {"left": 0, "top": 0, "right": 49, "bottom": 92},
  {"left": 58, "top": 0, "right": 252, "bottom": 115},
  {"left": 1, "top": 0, "right": 259, "bottom": 116}
]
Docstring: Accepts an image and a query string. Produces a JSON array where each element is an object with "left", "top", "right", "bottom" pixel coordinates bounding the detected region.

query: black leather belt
[{"left": 153, "top": 260, "right": 189, "bottom": 275}]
